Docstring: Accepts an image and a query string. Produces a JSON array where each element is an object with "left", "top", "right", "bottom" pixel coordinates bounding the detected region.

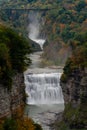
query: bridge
[
  {"left": 1, "top": 8, "right": 52, "bottom": 12},
  {"left": 0, "top": 8, "right": 52, "bottom": 22}
]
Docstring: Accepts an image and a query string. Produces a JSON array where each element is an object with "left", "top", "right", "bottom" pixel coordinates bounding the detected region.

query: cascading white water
[
  {"left": 30, "top": 39, "right": 45, "bottom": 50},
  {"left": 25, "top": 72, "right": 64, "bottom": 105}
]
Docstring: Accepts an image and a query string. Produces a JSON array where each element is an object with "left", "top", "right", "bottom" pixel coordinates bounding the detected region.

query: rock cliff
[
  {"left": 0, "top": 73, "right": 25, "bottom": 119},
  {"left": 61, "top": 68, "right": 87, "bottom": 106},
  {"left": 52, "top": 68, "right": 87, "bottom": 130}
]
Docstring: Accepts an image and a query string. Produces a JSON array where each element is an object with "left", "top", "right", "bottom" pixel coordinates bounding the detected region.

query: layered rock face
[
  {"left": 61, "top": 68, "right": 87, "bottom": 106},
  {"left": 0, "top": 73, "right": 25, "bottom": 119},
  {"left": 60, "top": 68, "right": 87, "bottom": 129}
]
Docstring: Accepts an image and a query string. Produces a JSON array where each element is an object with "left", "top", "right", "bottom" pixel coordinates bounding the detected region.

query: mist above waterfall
[
  {"left": 28, "top": 11, "right": 40, "bottom": 39},
  {"left": 28, "top": 11, "right": 45, "bottom": 50}
]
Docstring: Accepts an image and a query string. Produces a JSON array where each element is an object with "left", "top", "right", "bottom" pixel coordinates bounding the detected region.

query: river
[{"left": 24, "top": 51, "right": 64, "bottom": 130}]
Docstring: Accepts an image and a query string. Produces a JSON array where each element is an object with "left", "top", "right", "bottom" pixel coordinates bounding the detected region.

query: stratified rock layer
[
  {"left": 61, "top": 68, "right": 87, "bottom": 106},
  {"left": 0, "top": 73, "right": 25, "bottom": 118},
  {"left": 60, "top": 68, "right": 87, "bottom": 129}
]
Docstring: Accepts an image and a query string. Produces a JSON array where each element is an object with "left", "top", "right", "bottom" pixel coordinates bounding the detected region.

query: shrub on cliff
[{"left": 3, "top": 118, "right": 17, "bottom": 130}]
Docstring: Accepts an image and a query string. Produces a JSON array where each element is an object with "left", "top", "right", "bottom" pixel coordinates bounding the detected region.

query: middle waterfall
[{"left": 25, "top": 72, "right": 64, "bottom": 105}]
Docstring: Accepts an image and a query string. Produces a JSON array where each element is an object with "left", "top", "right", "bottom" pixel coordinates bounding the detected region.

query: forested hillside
[{"left": 42, "top": 0, "right": 87, "bottom": 65}]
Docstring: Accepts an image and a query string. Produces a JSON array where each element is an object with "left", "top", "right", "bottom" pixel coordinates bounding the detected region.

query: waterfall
[
  {"left": 25, "top": 72, "right": 64, "bottom": 105},
  {"left": 28, "top": 11, "right": 46, "bottom": 50}
]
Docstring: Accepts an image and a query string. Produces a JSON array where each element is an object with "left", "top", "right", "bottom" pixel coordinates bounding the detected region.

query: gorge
[
  {"left": 0, "top": 1, "right": 87, "bottom": 130},
  {"left": 24, "top": 10, "right": 64, "bottom": 130}
]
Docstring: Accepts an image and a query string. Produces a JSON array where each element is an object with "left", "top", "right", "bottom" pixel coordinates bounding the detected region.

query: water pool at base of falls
[{"left": 25, "top": 104, "right": 64, "bottom": 130}]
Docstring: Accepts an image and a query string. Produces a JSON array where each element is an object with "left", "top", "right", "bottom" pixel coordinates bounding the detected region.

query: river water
[{"left": 24, "top": 51, "right": 64, "bottom": 130}]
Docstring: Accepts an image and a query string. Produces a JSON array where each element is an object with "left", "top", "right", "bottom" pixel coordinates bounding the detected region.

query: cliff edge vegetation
[{"left": 0, "top": 24, "right": 31, "bottom": 89}]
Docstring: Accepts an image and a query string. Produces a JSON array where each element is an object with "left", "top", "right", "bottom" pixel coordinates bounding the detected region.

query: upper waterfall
[
  {"left": 30, "top": 39, "right": 45, "bottom": 50},
  {"left": 28, "top": 11, "right": 46, "bottom": 50}
]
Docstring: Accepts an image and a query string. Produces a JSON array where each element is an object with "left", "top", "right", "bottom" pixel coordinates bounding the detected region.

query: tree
[
  {"left": 76, "top": 1, "right": 86, "bottom": 12},
  {"left": 0, "top": 43, "right": 12, "bottom": 88},
  {"left": 0, "top": 25, "right": 32, "bottom": 88},
  {"left": 3, "top": 118, "right": 17, "bottom": 130}
]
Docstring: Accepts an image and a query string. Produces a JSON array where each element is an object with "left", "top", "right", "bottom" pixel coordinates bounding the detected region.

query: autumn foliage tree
[
  {"left": 0, "top": 107, "right": 42, "bottom": 130},
  {"left": 61, "top": 41, "right": 87, "bottom": 82}
]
